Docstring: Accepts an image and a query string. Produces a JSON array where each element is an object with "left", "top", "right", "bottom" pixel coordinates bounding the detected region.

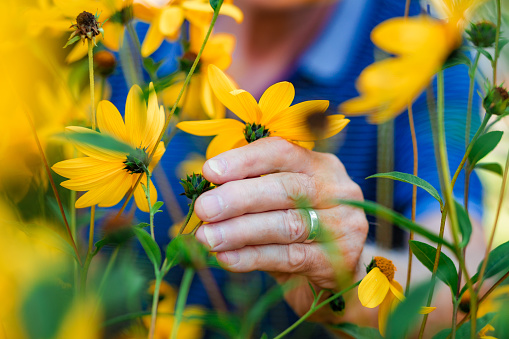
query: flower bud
[
  {"left": 180, "top": 173, "right": 213, "bottom": 199},
  {"left": 94, "top": 50, "right": 117, "bottom": 77},
  {"left": 466, "top": 21, "right": 497, "bottom": 48},
  {"left": 483, "top": 86, "right": 509, "bottom": 116},
  {"left": 243, "top": 123, "right": 270, "bottom": 143}
]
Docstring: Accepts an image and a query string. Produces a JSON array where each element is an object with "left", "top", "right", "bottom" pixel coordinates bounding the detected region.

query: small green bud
[
  {"left": 180, "top": 173, "right": 213, "bottom": 199},
  {"left": 243, "top": 123, "right": 270, "bottom": 143},
  {"left": 466, "top": 21, "right": 497, "bottom": 48},
  {"left": 483, "top": 86, "right": 509, "bottom": 116},
  {"left": 123, "top": 147, "right": 150, "bottom": 174}
]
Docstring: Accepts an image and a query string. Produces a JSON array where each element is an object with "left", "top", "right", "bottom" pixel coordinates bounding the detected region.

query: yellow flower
[
  {"left": 143, "top": 281, "right": 205, "bottom": 339},
  {"left": 27, "top": 0, "right": 130, "bottom": 63},
  {"left": 358, "top": 256, "right": 435, "bottom": 336},
  {"left": 52, "top": 83, "right": 166, "bottom": 212},
  {"left": 134, "top": 0, "right": 243, "bottom": 57},
  {"left": 163, "top": 25, "right": 235, "bottom": 120},
  {"left": 339, "top": 0, "right": 485, "bottom": 124},
  {"left": 177, "top": 65, "right": 349, "bottom": 159},
  {"left": 479, "top": 324, "right": 497, "bottom": 339}
]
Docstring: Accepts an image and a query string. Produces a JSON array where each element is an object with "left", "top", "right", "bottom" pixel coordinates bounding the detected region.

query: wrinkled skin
[{"left": 194, "top": 137, "right": 368, "bottom": 318}]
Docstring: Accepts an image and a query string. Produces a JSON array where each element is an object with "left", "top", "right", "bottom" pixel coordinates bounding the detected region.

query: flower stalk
[
  {"left": 178, "top": 195, "right": 198, "bottom": 236},
  {"left": 170, "top": 268, "right": 195, "bottom": 339},
  {"left": 406, "top": 102, "right": 418, "bottom": 296}
]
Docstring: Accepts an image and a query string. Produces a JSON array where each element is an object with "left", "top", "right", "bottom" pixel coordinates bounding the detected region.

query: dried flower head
[{"left": 65, "top": 11, "right": 105, "bottom": 48}]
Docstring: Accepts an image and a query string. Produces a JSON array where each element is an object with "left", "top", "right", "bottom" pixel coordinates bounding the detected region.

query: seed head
[
  {"left": 65, "top": 11, "right": 105, "bottom": 48},
  {"left": 123, "top": 148, "right": 150, "bottom": 174}
]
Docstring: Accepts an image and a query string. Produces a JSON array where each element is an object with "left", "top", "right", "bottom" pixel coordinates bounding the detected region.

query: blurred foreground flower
[
  {"left": 339, "top": 0, "right": 485, "bottom": 123},
  {"left": 134, "top": 0, "right": 243, "bottom": 57},
  {"left": 143, "top": 281, "right": 205, "bottom": 339},
  {"left": 52, "top": 83, "right": 166, "bottom": 212},
  {"left": 358, "top": 256, "right": 435, "bottom": 336},
  {"left": 177, "top": 65, "right": 349, "bottom": 158},
  {"left": 163, "top": 25, "right": 235, "bottom": 120}
]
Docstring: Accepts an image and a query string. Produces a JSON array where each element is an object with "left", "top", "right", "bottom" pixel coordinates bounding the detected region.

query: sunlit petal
[
  {"left": 125, "top": 84, "right": 148, "bottom": 148},
  {"left": 159, "top": 7, "right": 184, "bottom": 36},
  {"left": 97, "top": 100, "right": 128, "bottom": 142},
  {"left": 206, "top": 132, "right": 246, "bottom": 159},
  {"left": 141, "top": 14, "right": 165, "bottom": 57},
  {"left": 259, "top": 82, "right": 295, "bottom": 125},
  {"left": 177, "top": 119, "right": 244, "bottom": 136},
  {"left": 134, "top": 174, "right": 157, "bottom": 212},
  {"left": 65, "top": 126, "right": 126, "bottom": 161},
  {"left": 358, "top": 268, "right": 390, "bottom": 308}
]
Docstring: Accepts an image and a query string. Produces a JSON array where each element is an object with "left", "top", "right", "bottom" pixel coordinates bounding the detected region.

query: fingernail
[
  {"left": 224, "top": 251, "right": 240, "bottom": 265},
  {"left": 200, "top": 195, "right": 225, "bottom": 219},
  {"left": 208, "top": 158, "right": 227, "bottom": 176},
  {"left": 203, "top": 225, "right": 223, "bottom": 248}
]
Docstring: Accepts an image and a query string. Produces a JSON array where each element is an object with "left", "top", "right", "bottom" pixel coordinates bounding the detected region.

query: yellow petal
[
  {"left": 259, "top": 82, "right": 295, "bottom": 125},
  {"left": 149, "top": 142, "right": 166, "bottom": 171},
  {"left": 98, "top": 172, "right": 133, "bottom": 207},
  {"left": 101, "top": 21, "right": 125, "bottom": 51},
  {"left": 65, "top": 41, "right": 88, "bottom": 64},
  {"left": 199, "top": 29, "right": 235, "bottom": 69},
  {"left": 125, "top": 84, "right": 148, "bottom": 148},
  {"left": 389, "top": 280, "right": 405, "bottom": 302},
  {"left": 97, "top": 100, "right": 128, "bottom": 143},
  {"left": 75, "top": 170, "right": 130, "bottom": 208},
  {"left": 52, "top": 157, "right": 121, "bottom": 179},
  {"left": 201, "top": 74, "right": 225, "bottom": 119},
  {"left": 133, "top": 174, "right": 157, "bottom": 212},
  {"left": 378, "top": 287, "right": 397, "bottom": 337},
  {"left": 183, "top": 2, "right": 243, "bottom": 26},
  {"left": 159, "top": 7, "right": 184, "bottom": 36},
  {"left": 293, "top": 141, "right": 315, "bottom": 150},
  {"left": 141, "top": 15, "right": 165, "bottom": 57},
  {"left": 65, "top": 126, "right": 126, "bottom": 161},
  {"left": 60, "top": 167, "right": 125, "bottom": 191},
  {"left": 143, "top": 84, "right": 165, "bottom": 151},
  {"left": 419, "top": 306, "right": 436, "bottom": 314},
  {"left": 230, "top": 89, "right": 262, "bottom": 123},
  {"left": 177, "top": 119, "right": 244, "bottom": 136},
  {"left": 206, "top": 132, "right": 246, "bottom": 159},
  {"left": 207, "top": 65, "right": 253, "bottom": 122},
  {"left": 133, "top": 2, "right": 158, "bottom": 22},
  {"left": 358, "top": 268, "right": 390, "bottom": 308}
]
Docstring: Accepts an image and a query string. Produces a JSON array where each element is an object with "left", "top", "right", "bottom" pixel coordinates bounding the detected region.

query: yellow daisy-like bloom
[
  {"left": 27, "top": 0, "right": 130, "bottom": 63},
  {"left": 163, "top": 25, "right": 235, "bottom": 120},
  {"left": 134, "top": 0, "right": 243, "bottom": 57},
  {"left": 177, "top": 65, "right": 349, "bottom": 159},
  {"left": 52, "top": 83, "right": 166, "bottom": 212},
  {"left": 358, "top": 256, "right": 435, "bottom": 337},
  {"left": 339, "top": 0, "right": 485, "bottom": 124},
  {"left": 143, "top": 281, "right": 205, "bottom": 339}
]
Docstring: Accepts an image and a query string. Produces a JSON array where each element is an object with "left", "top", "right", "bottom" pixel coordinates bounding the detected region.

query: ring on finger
[{"left": 303, "top": 208, "right": 320, "bottom": 243}]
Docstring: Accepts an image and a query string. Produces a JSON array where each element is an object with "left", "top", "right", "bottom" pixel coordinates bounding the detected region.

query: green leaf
[
  {"left": 338, "top": 200, "right": 454, "bottom": 250},
  {"left": 64, "top": 35, "right": 81, "bottom": 48},
  {"left": 477, "top": 47, "right": 493, "bottom": 62},
  {"left": 495, "top": 38, "right": 509, "bottom": 58},
  {"left": 432, "top": 313, "right": 495, "bottom": 339},
  {"left": 475, "top": 162, "right": 503, "bottom": 176},
  {"left": 166, "top": 235, "right": 208, "bottom": 269},
  {"left": 150, "top": 201, "right": 164, "bottom": 215},
  {"left": 475, "top": 240, "right": 509, "bottom": 283},
  {"left": 386, "top": 281, "right": 435, "bottom": 339},
  {"left": 442, "top": 49, "right": 471, "bottom": 70},
  {"left": 58, "top": 129, "right": 136, "bottom": 154},
  {"left": 367, "top": 171, "right": 442, "bottom": 205},
  {"left": 133, "top": 228, "right": 161, "bottom": 268},
  {"left": 409, "top": 241, "right": 458, "bottom": 293},
  {"left": 330, "top": 323, "right": 383, "bottom": 339},
  {"left": 209, "top": 0, "right": 223, "bottom": 11},
  {"left": 135, "top": 222, "right": 150, "bottom": 229},
  {"left": 456, "top": 201, "right": 472, "bottom": 248},
  {"left": 468, "top": 131, "right": 503, "bottom": 168}
]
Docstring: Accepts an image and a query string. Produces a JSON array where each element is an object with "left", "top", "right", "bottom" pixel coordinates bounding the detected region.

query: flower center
[
  {"left": 367, "top": 256, "right": 396, "bottom": 281},
  {"left": 123, "top": 148, "right": 150, "bottom": 174},
  {"left": 243, "top": 123, "right": 270, "bottom": 143}
]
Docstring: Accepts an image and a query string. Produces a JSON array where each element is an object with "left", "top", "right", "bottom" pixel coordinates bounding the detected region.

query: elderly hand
[{"left": 194, "top": 137, "right": 368, "bottom": 317}]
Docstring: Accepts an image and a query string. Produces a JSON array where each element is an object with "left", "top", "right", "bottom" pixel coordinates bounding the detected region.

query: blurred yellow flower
[
  {"left": 134, "top": 0, "right": 243, "bottom": 57},
  {"left": 52, "top": 83, "right": 166, "bottom": 212},
  {"left": 479, "top": 324, "right": 497, "bottom": 339},
  {"left": 143, "top": 281, "right": 205, "bottom": 339},
  {"left": 358, "top": 256, "right": 435, "bottom": 336},
  {"left": 339, "top": 0, "right": 485, "bottom": 124},
  {"left": 163, "top": 25, "right": 235, "bottom": 120},
  {"left": 177, "top": 65, "right": 349, "bottom": 158},
  {"left": 27, "top": 0, "right": 130, "bottom": 62}
]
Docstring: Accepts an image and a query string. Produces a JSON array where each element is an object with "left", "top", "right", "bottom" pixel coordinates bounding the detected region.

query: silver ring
[{"left": 303, "top": 208, "right": 320, "bottom": 243}]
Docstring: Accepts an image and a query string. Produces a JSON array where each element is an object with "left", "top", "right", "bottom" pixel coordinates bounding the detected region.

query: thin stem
[
  {"left": 465, "top": 52, "right": 481, "bottom": 150},
  {"left": 178, "top": 195, "right": 198, "bottom": 236},
  {"left": 88, "top": 206, "right": 96, "bottom": 254},
  {"left": 476, "top": 148, "right": 509, "bottom": 290},
  {"left": 144, "top": 170, "right": 155, "bottom": 240},
  {"left": 80, "top": 250, "right": 94, "bottom": 295},
  {"left": 88, "top": 40, "right": 96, "bottom": 130},
  {"left": 493, "top": 0, "right": 502, "bottom": 84},
  {"left": 196, "top": 268, "right": 228, "bottom": 312},
  {"left": 404, "top": 0, "right": 411, "bottom": 17},
  {"left": 148, "top": 273, "right": 162, "bottom": 339},
  {"left": 170, "top": 268, "right": 195, "bottom": 339},
  {"left": 273, "top": 280, "right": 361, "bottom": 339},
  {"left": 97, "top": 247, "right": 120, "bottom": 297},
  {"left": 115, "top": 0, "right": 224, "bottom": 218},
  {"left": 418, "top": 209, "right": 447, "bottom": 338},
  {"left": 406, "top": 102, "right": 418, "bottom": 295},
  {"left": 23, "top": 109, "right": 82, "bottom": 266}
]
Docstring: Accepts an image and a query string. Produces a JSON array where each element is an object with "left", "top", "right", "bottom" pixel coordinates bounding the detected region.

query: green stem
[
  {"left": 170, "top": 268, "right": 195, "bottom": 339},
  {"left": 148, "top": 272, "right": 162, "bottom": 339},
  {"left": 178, "top": 195, "right": 198, "bottom": 236},
  {"left": 406, "top": 102, "right": 418, "bottom": 296},
  {"left": 418, "top": 208, "right": 447, "bottom": 338},
  {"left": 273, "top": 281, "right": 361, "bottom": 339},
  {"left": 465, "top": 52, "right": 481, "bottom": 151},
  {"left": 80, "top": 250, "right": 94, "bottom": 296},
  {"left": 144, "top": 170, "right": 155, "bottom": 240},
  {"left": 115, "top": 0, "right": 225, "bottom": 218},
  {"left": 97, "top": 247, "right": 120, "bottom": 298},
  {"left": 88, "top": 40, "right": 96, "bottom": 130},
  {"left": 493, "top": 0, "right": 502, "bottom": 84}
]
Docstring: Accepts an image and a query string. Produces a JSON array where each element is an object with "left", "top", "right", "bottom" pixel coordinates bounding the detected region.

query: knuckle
[
  {"left": 282, "top": 210, "right": 308, "bottom": 243},
  {"left": 287, "top": 244, "right": 309, "bottom": 273},
  {"left": 279, "top": 173, "right": 317, "bottom": 204}
]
